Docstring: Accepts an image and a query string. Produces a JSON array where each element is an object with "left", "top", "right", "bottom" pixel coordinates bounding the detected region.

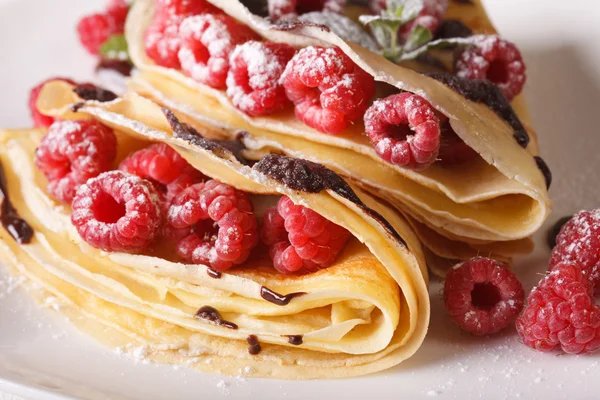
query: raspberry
[
  {"left": 77, "top": 0, "right": 128, "bottom": 57},
  {"left": 107, "top": 0, "right": 129, "bottom": 27},
  {"left": 516, "top": 263, "right": 600, "bottom": 354},
  {"left": 226, "top": 41, "right": 296, "bottom": 117},
  {"left": 281, "top": 46, "right": 375, "bottom": 134},
  {"left": 364, "top": 93, "right": 441, "bottom": 169},
  {"left": 550, "top": 210, "right": 600, "bottom": 291},
  {"left": 261, "top": 196, "right": 350, "bottom": 274},
  {"left": 178, "top": 14, "right": 258, "bottom": 89},
  {"left": 35, "top": 120, "right": 117, "bottom": 203},
  {"left": 437, "top": 119, "right": 478, "bottom": 165},
  {"left": 155, "top": 0, "right": 219, "bottom": 17},
  {"left": 167, "top": 180, "right": 259, "bottom": 270},
  {"left": 444, "top": 257, "right": 525, "bottom": 335},
  {"left": 118, "top": 143, "right": 204, "bottom": 202},
  {"left": 399, "top": 0, "right": 448, "bottom": 42},
  {"left": 71, "top": 171, "right": 163, "bottom": 252},
  {"left": 268, "top": 0, "right": 346, "bottom": 20},
  {"left": 29, "top": 77, "right": 76, "bottom": 128},
  {"left": 455, "top": 35, "right": 527, "bottom": 101}
]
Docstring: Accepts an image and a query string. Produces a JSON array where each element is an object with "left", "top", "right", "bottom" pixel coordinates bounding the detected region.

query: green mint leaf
[
  {"left": 404, "top": 25, "right": 433, "bottom": 51},
  {"left": 99, "top": 34, "right": 129, "bottom": 61},
  {"left": 399, "top": 36, "right": 481, "bottom": 61}
]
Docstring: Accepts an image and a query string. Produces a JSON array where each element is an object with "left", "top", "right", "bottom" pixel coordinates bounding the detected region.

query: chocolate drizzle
[
  {"left": 285, "top": 335, "right": 303, "bottom": 345},
  {"left": 206, "top": 268, "right": 222, "bottom": 279},
  {"left": 534, "top": 156, "right": 552, "bottom": 190},
  {"left": 260, "top": 286, "right": 306, "bottom": 306},
  {"left": 96, "top": 59, "right": 134, "bottom": 77},
  {"left": 73, "top": 84, "right": 117, "bottom": 103},
  {"left": 246, "top": 335, "right": 262, "bottom": 355},
  {"left": 452, "top": 0, "right": 474, "bottom": 4},
  {"left": 194, "top": 306, "right": 238, "bottom": 330},
  {"left": 434, "top": 19, "right": 473, "bottom": 40},
  {"left": 240, "top": 0, "right": 268, "bottom": 17},
  {"left": 424, "top": 72, "right": 530, "bottom": 148},
  {"left": 547, "top": 215, "right": 572, "bottom": 249},
  {"left": 0, "top": 161, "right": 33, "bottom": 245}
]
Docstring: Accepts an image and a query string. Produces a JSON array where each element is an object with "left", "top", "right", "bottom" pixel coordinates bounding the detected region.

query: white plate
[{"left": 1, "top": 0, "right": 600, "bottom": 399}]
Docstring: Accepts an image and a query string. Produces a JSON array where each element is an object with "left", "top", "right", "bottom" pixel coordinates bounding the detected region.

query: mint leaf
[
  {"left": 99, "top": 34, "right": 129, "bottom": 61},
  {"left": 404, "top": 24, "right": 433, "bottom": 51},
  {"left": 399, "top": 36, "right": 481, "bottom": 61}
]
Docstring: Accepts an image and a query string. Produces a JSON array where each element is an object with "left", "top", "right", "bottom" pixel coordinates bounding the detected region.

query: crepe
[
  {"left": 0, "top": 80, "right": 429, "bottom": 379},
  {"left": 123, "top": 0, "right": 551, "bottom": 274}
]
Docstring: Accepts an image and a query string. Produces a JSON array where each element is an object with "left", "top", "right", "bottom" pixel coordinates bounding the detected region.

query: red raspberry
[
  {"left": 516, "top": 263, "right": 600, "bottom": 354},
  {"left": 167, "top": 180, "right": 259, "bottom": 271},
  {"left": 118, "top": 143, "right": 204, "bottom": 202},
  {"left": 178, "top": 14, "right": 258, "bottom": 89},
  {"left": 261, "top": 196, "right": 350, "bottom": 274},
  {"left": 268, "top": 0, "right": 346, "bottom": 21},
  {"left": 155, "top": 0, "right": 219, "bottom": 17},
  {"left": 550, "top": 210, "right": 600, "bottom": 291},
  {"left": 107, "top": 0, "right": 129, "bottom": 27},
  {"left": 29, "top": 77, "right": 76, "bottom": 128},
  {"left": 399, "top": 0, "right": 448, "bottom": 42},
  {"left": 35, "top": 120, "right": 117, "bottom": 203},
  {"left": 364, "top": 93, "right": 441, "bottom": 169},
  {"left": 455, "top": 35, "right": 527, "bottom": 101},
  {"left": 71, "top": 171, "right": 163, "bottom": 252},
  {"left": 438, "top": 119, "right": 478, "bottom": 165},
  {"left": 226, "top": 41, "right": 296, "bottom": 117},
  {"left": 77, "top": 0, "right": 128, "bottom": 57},
  {"left": 444, "top": 257, "right": 524, "bottom": 335},
  {"left": 281, "top": 46, "right": 375, "bottom": 134}
]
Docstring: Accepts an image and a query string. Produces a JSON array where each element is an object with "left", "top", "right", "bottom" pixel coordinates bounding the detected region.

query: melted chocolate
[
  {"left": 0, "top": 161, "right": 33, "bottom": 245},
  {"left": 547, "top": 215, "right": 572, "bottom": 249},
  {"left": 452, "top": 0, "right": 474, "bottom": 4},
  {"left": 195, "top": 306, "right": 238, "bottom": 330},
  {"left": 246, "top": 335, "right": 262, "bottom": 355},
  {"left": 534, "top": 156, "right": 552, "bottom": 190},
  {"left": 434, "top": 19, "right": 473, "bottom": 40},
  {"left": 240, "top": 0, "right": 268, "bottom": 17},
  {"left": 206, "top": 268, "right": 222, "bottom": 279},
  {"left": 163, "top": 109, "right": 248, "bottom": 165},
  {"left": 285, "top": 335, "right": 303, "bottom": 345},
  {"left": 71, "top": 102, "right": 85, "bottom": 113},
  {"left": 73, "top": 84, "right": 117, "bottom": 103},
  {"left": 424, "top": 72, "right": 530, "bottom": 148},
  {"left": 96, "top": 59, "right": 134, "bottom": 77},
  {"left": 260, "top": 286, "right": 306, "bottom": 306}
]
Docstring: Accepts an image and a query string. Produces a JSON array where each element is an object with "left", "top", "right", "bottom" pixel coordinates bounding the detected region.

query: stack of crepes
[
  {"left": 125, "top": 0, "right": 552, "bottom": 276},
  {"left": 0, "top": 78, "right": 429, "bottom": 378}
]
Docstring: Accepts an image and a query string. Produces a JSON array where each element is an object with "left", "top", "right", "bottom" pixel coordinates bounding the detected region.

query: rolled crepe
[
  {"left": 0, "top": 81, "right": 429, "bottom": 379},
  {"left": 124, "top": 0, "right": 551, "bottom": 273}
]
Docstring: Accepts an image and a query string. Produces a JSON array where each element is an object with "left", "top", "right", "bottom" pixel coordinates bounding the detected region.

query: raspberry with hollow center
[
  {"left": 455, "top": 35, "right": 527, "bottom": 101},
  {"left": 178, "top": 14, "right": 258, "bottom": 89},
  {"left": 261, "top": 196, "right": 351, "bottom": 274},
  {"left": 281, "top": 46, "right": 375, "bottom": 134},
  {"left": 29, "top": 77, "right": 76, "bottom": 128},
  {"left": 364, "top": 92, "right": 441, "bottom": 169},
  {"left": 268, "top": 0, "right": 346, "bottom": 20},
  {"left": 550, "top": 210, "right": 600, "bottom": 291},
  {"left": 444, "top": 257, "right": 524, "bottom": 335},
  {"left": 167, "top": 180, "right": 259, "bottom": 271},
  {"left": 35, "top": 120, "right": 117, "bottom": 203},
  {"left": 71, "top": 171, "right": 164, "bottom": 253},
  {"left": 226, "top": 41, "right": 296, "bottom": 117},
  {"left": 118, "top": 143, "right": 204, "bottom": 202},
  {"left": 516, "top": 262, "right": 600, "bottom": 354}
]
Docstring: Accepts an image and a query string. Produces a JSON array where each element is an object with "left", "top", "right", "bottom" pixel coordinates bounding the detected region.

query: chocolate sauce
[
  {"left": 71, "top": 102, "right": 85, "bottom": 113},
  {"left": 434, "top": 19, "right": 473, "bottom": 40},
  {"left": 534, "top": 156, "right": 552, "bottom": 190},
  {"left": 452, "top": 0, "right": 474, "bottom": 4},
  {"left": 260, "top": 286, "right": 306, "bottom": 306},
  {"left": 547, "top": 215, "right": 572, "bottom": 249},
  {"left": 195, "top": 306, "right": 238, "bottom": 330},
  {"left": 96, "top": 59, "right": 134, "bottom": 77},
  {"left": 246, "top": 335, "right": 262, "bottom": 355},
  {"left": 73, "top": 84, "right": 117, "bottom": 103},
  {"left": 0, "top": 161, "right": 33, "bottom": 245},
  {"left": 285, "top": 335, "right": 303, "bottom": 345},
  {"left": 206, "top": 268, "right": 222, "bottom": 279},
  {"left": 240, "top": 0, "right": 268, "bottom": 17},
  {"left": 424, "top": 72, "right": 530, "bottom": 148}
]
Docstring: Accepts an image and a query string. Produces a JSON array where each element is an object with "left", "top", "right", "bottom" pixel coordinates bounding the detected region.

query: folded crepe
[
  {"left": 123, "top": 0, "right": 551, "bottom": 274},
  {"left": 0, "top": 80, "right": 429, "bottom": 379}
]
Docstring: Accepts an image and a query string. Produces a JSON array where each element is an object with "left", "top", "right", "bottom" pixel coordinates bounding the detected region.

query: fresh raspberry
[
  {"left": 226, "top": 41, "right": 296, "bottom": 117},
  {"left": 167, "top": 180, "right": 259, "bottom": 270},
  {"left": 107, "top": 0, "right": 130, "bottom": 27},
  {"left": 261, "top": 196, "right": 350, "bottom": 274},
  {"left": 118, "top": 143, "right": 204, "bottom": 202},
  {"left": 35, "top": 120, "right": 117, "bottom": 203},
  {"left": 364, "top": 93, "right": 441, "bottom": 169},
  {"left": 281, "top": 46, "right": 375, "bottom": 134},
  {"left": 549, "top": 210, "right": 600, "bottom": 291},
  {"left": 71, "top": 171, "right": 163, "bottom": 252},
  {"left": 399, "top": 0, "right": 448, "bottom": 42},
  {"left": 29, "top": 77, "right": 76, "bottom": 128},
  {"left": 455, "top": 35, "right": 527, "bottom": 101},
  {"left": 178, "top": 14, "right": 258, "bottom": 89},
  {"left": 155, "top": 0, "right": 219, "bottom": 17},
  {"left": 268, "top": 0, "right": 346, "bottom": 20},
  {"left": 444, "top": 257, "right": 524, "bottom": 335},
  {"left": 516, "top": 262, "right": 600, "bottom": 354},
  {"left": 437, "top": 119, "right": 478, "bottom": 165}
]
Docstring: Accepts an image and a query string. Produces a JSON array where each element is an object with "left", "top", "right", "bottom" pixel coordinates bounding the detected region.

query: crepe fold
[
  {"left": 123, "top": 0, "right": 550, "bottom": 272},
  {"left": 0, "top": 81, "right": 429, "bottom": 378}
]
